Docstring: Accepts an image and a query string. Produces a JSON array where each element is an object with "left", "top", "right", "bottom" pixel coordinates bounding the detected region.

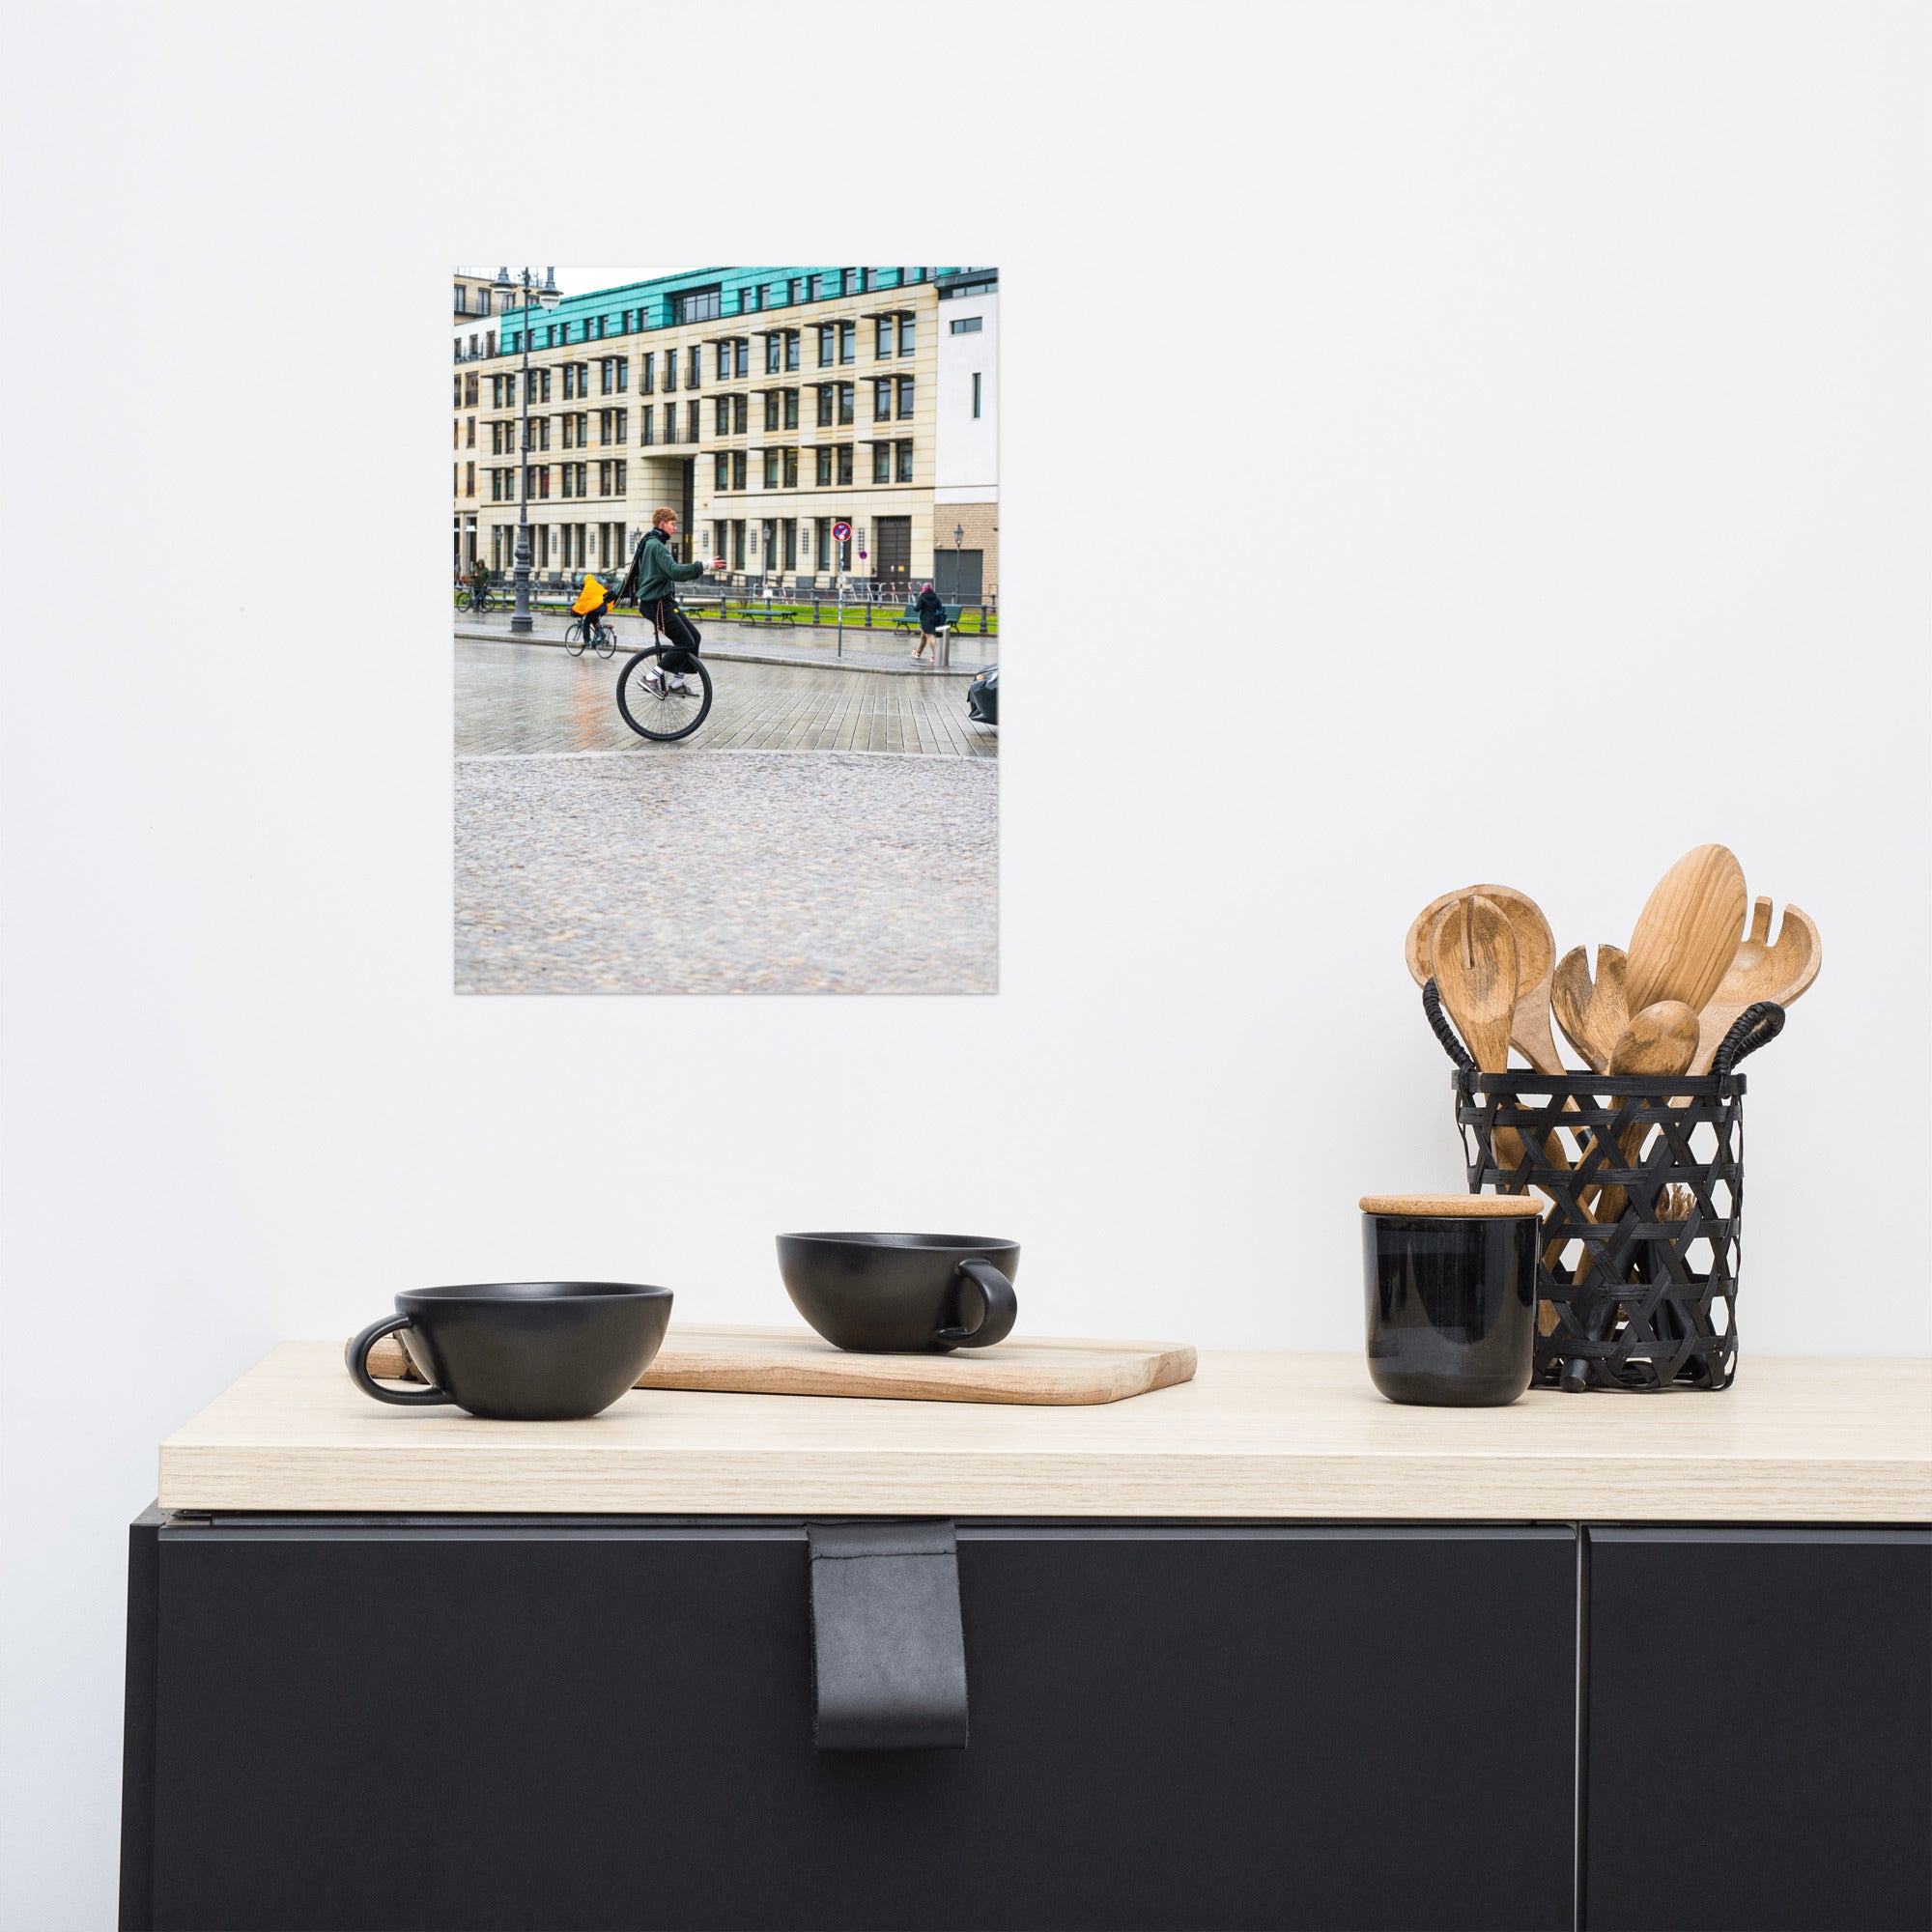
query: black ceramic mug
[
  {"left": 777, "top": 1233, "right": 1019, "bottom": 1353},
  {"left": 1360, "top": 1196, "right": 1542, "bottom": 1406},
  {"left": 345, "top": 1282, "right": 673, "bottom": 1421}
]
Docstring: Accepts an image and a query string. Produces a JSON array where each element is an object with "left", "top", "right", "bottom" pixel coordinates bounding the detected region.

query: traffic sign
[{"left": 832, "top": 520, "right": 852, "bottom": 542}]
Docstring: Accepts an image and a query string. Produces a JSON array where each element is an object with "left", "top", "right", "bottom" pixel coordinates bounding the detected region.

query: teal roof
[{"left": 498, "top": 267, "right": 964, "bottom": 348}]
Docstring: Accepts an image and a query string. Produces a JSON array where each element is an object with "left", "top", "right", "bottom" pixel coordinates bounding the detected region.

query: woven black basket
[{"left": 1425, "top": 989, "right": 1785, "bottom": 1391}]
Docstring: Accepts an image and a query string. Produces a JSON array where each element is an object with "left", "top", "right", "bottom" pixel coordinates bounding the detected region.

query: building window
[
  {"left": 641, "top": 405, "right": 654, "bottom": 445},
  {"left": 950, "top": 315, "right": 983, "bottom": 335},
  {"left": 815, "top": 446, "right": 832, "bottom": 487},
  {"left": 742, "top": 283, "right": 761, "bottom": 314},
  {"left": 731, "top": 449, "right": 747, "bottom": 490},
  {"left": 972, "top": 372, "right": 981, "bottom": 418},
  {"left": 466, "top": 373, "right": 479, "bottom": 406},
  {"left": 872, "top": 442, "right": 891, "bottom": 484},
  {"left": 454, "top": 286, "right": 468, "bottom": 314},
  {"left": 675, "top": 285, "right": 722, "bottom": 324},
  {"left": 732, "top": 520, "right": 747, "bottom": 569},
  {"left": 872, "top": 378, "right": 892, "bottom": 421},
  {"left": 838, "top": 321, "right": 855, "bottom": 363},
  {"left": 715, "top": 341, "right": 730, "bottom": 381},
  {"left": 837, "top": 444, "right": 853, "bottom": 486},
  {"left": 784, "top": 330, "right": 800, "bottom": 371},
  {"left": 790, "top": 277, "right": 806, "bottom": 304},
  {"left": 781, "top": 388, "right": 798, "bottom": 431},
  {"left": 875, "top": 316, "right": 895, "bottom": 358},
  {"left": 715, "top": 452, "right": 729, "bottom": 489},
  {"left": 466, "top": 461, "right": 476, "bottom": 496},
  {"left": 642, "top": 352, "right": 655, "bottom": 393},
  {"left": 733, "top": 393, "right": 748, "bottom": 434},
  {"left": 734, "top": 340, "right": 749, "bottom": 379},
  {"left": 815, "top": 386, "right": 833, "bottom": 428},
  {"left": 764, "top": 391, "right": 781, "bottom": 434},
  {"left": 616, "top": 408, "right": 628, "bottom": 443},
  {"left": 664, "top": 348, "right": 676, "bottom": 391},
  {"left": 766, "top": 334, "right": 782, "bottom": 375},
  {"left": 817, "top": 323, "right": 835, "bottom": 367},
  {"left": 686, "top": 353, "right": 700, "bottom": 389},
  {"left": 811, "top": 273, "right": 831, "bottom": 302},
  {"left": 838, "top": 384, "right": 855, "bottom": 426},
  {"left": 614, "top": 460, "right": 626, "bottom": 496},
  {"left": 783, "top": 446, "right": 798, "bottom": 488},
  {"left": 897, "top": 376, "right": 915, "bottom": 418},
  {"left": 896, "top": 440, "right": 914, "bottom": 483},
  {"left": 466, "top": 415, "right": 475, "bottom": 446},
  {"left": 764, "top": 449, "right": 781, "bottom": 490},
  {"left": 911, "top": 267, "right": 926, "bottom": 283},
  {"left": 714, "top": 396, "right": 730, "bottom": 437},
  {"left": 687, "top": 400, "right": 699, "bottom": 440}
]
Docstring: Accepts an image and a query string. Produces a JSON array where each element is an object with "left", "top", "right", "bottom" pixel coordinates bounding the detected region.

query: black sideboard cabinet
[{"left": 119, "top": 1514, "right": 1928, "bottom": 1932}]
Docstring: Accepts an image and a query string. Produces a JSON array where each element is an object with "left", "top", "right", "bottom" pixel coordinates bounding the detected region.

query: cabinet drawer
[
  {"left": 1585, "top": 1528, "right": 1931, "bottom": 1932},
  {"left": 128, "top": 1518, "right": 1576, "bottom": 1932}
]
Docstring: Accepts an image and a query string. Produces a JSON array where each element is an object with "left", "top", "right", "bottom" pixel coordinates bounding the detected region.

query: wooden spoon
[
  {"left": 1690, "top": 897, "right": 1822, "bottom": 1073},
  {"left": 1406, "top": 884, "right": 1563, "bottom": 1074},
  {"left": 1562, "top": 1001, "right": 1701, "bottom": 1389},
  {"left": 1551, "top": 945, "right": 1630, "bottom": 1076},
  {"left": 1625, "top": 844, "right": 1748, "bottom": 1018}
]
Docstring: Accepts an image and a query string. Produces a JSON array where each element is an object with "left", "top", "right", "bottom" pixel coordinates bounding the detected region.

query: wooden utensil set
[
  {"left": 1406, "top": 843, "right": 1820, "bottom": 1105},
  {"left": 1406, "top": 845, "right": 1821, "bottom": 1389}
]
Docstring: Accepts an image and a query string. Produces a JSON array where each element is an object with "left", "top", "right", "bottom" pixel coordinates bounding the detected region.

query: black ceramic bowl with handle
[
  {"left": 777, "top": 1233, "right": 1019, "bottom": 1353},
  {"left": 345, "top": 1282, "right": 672, "bottom": 1420}
]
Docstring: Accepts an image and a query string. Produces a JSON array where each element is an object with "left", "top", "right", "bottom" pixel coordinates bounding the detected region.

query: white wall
[
  {"left": 3, "top": 4, "right": 1926, "bottom": 1924},
  {"left": 935, "top": 284, "right": 998, "bottom": 499}
]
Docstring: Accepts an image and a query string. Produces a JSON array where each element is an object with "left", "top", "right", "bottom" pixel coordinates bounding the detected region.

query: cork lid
[{"left": 1359, "top": 1194, "right": 1545, "bottom": 1218}]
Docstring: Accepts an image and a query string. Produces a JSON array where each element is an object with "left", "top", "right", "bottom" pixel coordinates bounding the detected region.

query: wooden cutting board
[{"left": 363, "top": 1322, "right": 1197, "bottom": 1407}]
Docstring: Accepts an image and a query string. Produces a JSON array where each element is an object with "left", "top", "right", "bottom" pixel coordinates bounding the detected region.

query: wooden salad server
[
  {"left": 1690, "top": 897, "right": 1822, "bottom": 1074},
  {"left": 1406, "top": 884, "right": 1564, "bottom": 1075},
  {"left": 1551, "top": 945, "right": 1630, "bottom": 1076}
]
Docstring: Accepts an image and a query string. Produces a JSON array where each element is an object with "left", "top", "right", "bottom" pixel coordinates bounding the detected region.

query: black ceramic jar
[{"left": 1360, "top": 1195, "right": 1543, "bottom": 1406}]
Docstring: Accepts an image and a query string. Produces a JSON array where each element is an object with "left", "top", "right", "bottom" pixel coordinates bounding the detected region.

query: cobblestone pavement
[
  {"left": 455, "top": 751, "right": 997, "bottom": 994},
  {"left": 456, "top": 638, "right": 998, "bottom": 758}
]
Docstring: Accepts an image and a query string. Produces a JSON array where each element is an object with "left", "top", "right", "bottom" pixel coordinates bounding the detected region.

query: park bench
[
  {"left": 894, "top": 602, "right": 963, "bottom": 635},
  {"left": 734, "top": 603, "right": 798, "bottom": 626}
]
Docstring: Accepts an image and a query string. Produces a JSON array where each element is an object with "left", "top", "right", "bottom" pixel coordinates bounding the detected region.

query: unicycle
[{"left": 615, "top": 645, "right": 713, "bottom": 742}]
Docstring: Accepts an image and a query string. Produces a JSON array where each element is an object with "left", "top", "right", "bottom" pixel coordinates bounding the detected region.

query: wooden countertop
[{"left": 156, "top": 1342, "right": 1932, "bottom": 1521}]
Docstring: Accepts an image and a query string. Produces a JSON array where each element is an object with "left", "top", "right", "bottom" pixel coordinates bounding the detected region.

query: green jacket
[{"left": 630, "top": 528, "right": 703, "bottom": 608}]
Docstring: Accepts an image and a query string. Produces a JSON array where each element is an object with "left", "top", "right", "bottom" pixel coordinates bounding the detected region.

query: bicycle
[
  {"left": 615, "top": 644, "right": 713, "bottom": 742},
  {"left": 456, "top": 582, "right": 497, "bottom": 614},
  {"left": 563, "top": 614, "right": 616, "bottom": 659}
]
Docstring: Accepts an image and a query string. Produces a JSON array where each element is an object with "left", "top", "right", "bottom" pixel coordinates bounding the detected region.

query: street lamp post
[{"left": 492, "top": 266, "right": 561, "bottom": 634}]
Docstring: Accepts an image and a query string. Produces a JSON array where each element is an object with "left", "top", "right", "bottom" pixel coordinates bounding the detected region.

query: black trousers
[{"left": 646, "top": 600, "right": 701, "bottom": 671}]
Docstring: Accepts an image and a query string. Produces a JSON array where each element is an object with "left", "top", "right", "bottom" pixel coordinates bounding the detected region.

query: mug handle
[
  {"left": 938, "top": 1258, "right": 1017, "bottom": 1350},
  {"left": 345, "top": 1314, "right": 454, "bottom": 1406}
]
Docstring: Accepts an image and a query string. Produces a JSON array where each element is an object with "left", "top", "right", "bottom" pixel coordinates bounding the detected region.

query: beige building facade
[{"left": 452, "top": 266, "right": 994, "bottom": 602}]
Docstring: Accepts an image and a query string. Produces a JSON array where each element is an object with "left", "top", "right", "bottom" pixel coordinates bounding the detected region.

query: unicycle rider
[{"left": 620, "top": 508, "right": 724, "bottom": 694}]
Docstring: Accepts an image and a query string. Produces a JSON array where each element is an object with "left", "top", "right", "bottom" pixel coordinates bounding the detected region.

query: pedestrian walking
[
  {"left": 913, "top": 581, "right": 946, "bottom": 662},
  {"left": 620, "top": 510, "right": 725, "bottom": 695}
]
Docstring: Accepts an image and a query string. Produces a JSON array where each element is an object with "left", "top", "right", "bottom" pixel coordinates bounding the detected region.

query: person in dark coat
[
  {"left": 625, "top": 508, "right": 724, "bottom": 694},
  {"left": 913, "top": 582, "right": 946, "bottom": 662}
]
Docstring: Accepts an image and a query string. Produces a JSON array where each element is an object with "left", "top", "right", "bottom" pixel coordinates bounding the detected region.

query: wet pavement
[
  {"left": 456, "top": 751, "right": 998, "bottom": 994},
  {"left": 454, "top": 639, "right": 998, "bottom": 993},
  {"left": 455, "top": 637, "right": 997, "bottom": 758}
]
